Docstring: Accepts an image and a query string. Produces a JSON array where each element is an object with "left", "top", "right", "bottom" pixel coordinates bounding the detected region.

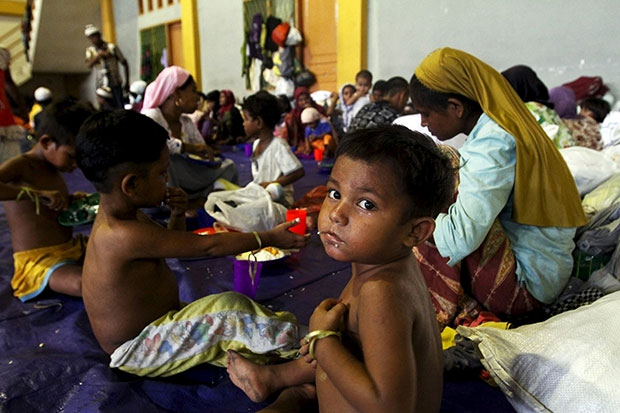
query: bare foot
[{"left": 227, "top": 350, "right": 277, "bottom": 403}]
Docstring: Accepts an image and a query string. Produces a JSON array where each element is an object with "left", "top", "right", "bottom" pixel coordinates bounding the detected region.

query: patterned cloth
[
  {"left": 110, "top": 291, "right": 302, "bottom": 377},
  {"left": 563, "top": 117, "right": 603, "bottom": 150},
  {"left": 348, "top": 101, "right": 399, "bottom": 133},
  {"left": 85, "top": 43, "right": 127, "bottom": 88},
  {"left": 525, "top": 101, "right": 576, "bottom": 149},
  {"left": 414, "top": 220, "right": 541, "bottom": 330}
]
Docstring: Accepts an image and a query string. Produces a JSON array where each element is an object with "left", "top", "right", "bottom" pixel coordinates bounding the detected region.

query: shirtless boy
[
  {"left": 75, "top": 111, "right": 308, "bottom": 375},
  {"left": 227, "top": 125, "right": 454, "bottom": 412},
  {"left": 0, "top": 99, "right": 92, "bottom": 301}
]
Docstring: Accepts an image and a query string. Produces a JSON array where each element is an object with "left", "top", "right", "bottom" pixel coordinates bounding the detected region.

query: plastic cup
[
  {"left": 313, "top": 148, "right": 324, "bottom": 161},
  {"left": 286, "top": 209, "right": 307, "bottom": 235},
  {"left": 233, "top": 259, "right": 262, "bottom": 299},
  {"left": 244, "top": 142, "right": 253, "bottom": 157}
]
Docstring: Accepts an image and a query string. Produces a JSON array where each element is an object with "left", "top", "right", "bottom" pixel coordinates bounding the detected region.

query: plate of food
[
  {"left": 186, "top": 153, "right": 223, "bottom": 167},
  {"left": 58, "top": 193, "right": 100, "bottom": 226},
  {"left": 235, "top": 246, "right": 289, "bottom": 264}
]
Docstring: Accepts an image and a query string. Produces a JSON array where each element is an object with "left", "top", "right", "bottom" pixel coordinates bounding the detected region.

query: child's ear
[
  {"left": 39, "top": 134, "right": 55, "bottom": 150},
  {"left": 120, "top": 173, "right": 140, "bottom": 197},
  {"left": 255, "top": 115, "right": 265, "bottom": 129},
  {"left": 403, "top": 217, "right": 435, "bottom": 248}
]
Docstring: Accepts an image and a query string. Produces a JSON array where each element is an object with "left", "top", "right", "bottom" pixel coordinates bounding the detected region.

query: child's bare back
[{"left": 82, "top": 210, "right": 181, "bottom": 354}]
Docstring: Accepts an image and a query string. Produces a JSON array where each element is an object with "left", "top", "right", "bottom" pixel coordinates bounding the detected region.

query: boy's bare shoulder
[{"left": 90, "top": 210, "right": 167, "bottom": 255}]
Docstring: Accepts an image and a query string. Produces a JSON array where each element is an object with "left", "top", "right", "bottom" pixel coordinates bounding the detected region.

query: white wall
[
  {"left": 113, "top": 0, "right": 140, "bottom": 84},
  {"left": 197, "top": 1, "right": 246, "bottom": 97},
  {"left": 367, "top": 0, "right": 620, "bottom": 97}
]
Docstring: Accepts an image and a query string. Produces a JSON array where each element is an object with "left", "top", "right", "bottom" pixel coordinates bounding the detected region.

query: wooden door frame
[{"left": 295, "top": 0, "right": 367, "bottom": 87}]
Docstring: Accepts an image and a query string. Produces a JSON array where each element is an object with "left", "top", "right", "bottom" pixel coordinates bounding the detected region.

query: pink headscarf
[{"left": 141, "top": 66, "right": 191, "bottom": 110}]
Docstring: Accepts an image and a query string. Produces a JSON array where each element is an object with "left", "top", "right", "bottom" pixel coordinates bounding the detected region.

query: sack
[
  {"left": 285, "top": 27, "right": 303, "bottom": 46},
  {"left": 295, "top": 69, "right": 316, "bottom": 88},
  {"left": 559, "top": 146, "right": 620, "bottom": 196},
  {"left": 204, "top": 182, "right": 287, "bottom": 232}
]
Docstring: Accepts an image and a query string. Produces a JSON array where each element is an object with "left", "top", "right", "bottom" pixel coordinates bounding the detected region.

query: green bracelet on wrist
[{"left": 303, "top": 329, "right": 342, "bottom": 360}]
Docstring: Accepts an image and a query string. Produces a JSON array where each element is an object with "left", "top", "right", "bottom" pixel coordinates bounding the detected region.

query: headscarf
[
  {"left": 218, "top": 90, "right": 236, "bottom": 117},
  {"left": 414, "top": 47, "right": 586, "bottom": 227},
  {"left": 142, "top": 66, "right": 191, "bottom": 110},
  {"left": 338, "top": 83, "right": 356, "bottom": 129},
  {"left": 501, "top": 65, "right": 553, "bottom": 108},
  {"left": 549, "top": 86, "right": 579, "bottom": 119},
  {"left": 293, "top": 86, "right": 325, "bottom": 119}
]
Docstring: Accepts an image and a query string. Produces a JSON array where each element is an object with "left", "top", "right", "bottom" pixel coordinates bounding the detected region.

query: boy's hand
[
  {"left": 70, "top": 191, "right": 89, "bottom": 202},
  {"left": 309, "top": 298, "right": 348, "bottom": 332},
  {"left": 263, "top": 220, "right": 308, "bottom": 250},
  {"left": 38, "top": 189, "right": 68, "bottom": 211},
  {"left": 165, "top": 187, "right": 188, "bottom": 216}
]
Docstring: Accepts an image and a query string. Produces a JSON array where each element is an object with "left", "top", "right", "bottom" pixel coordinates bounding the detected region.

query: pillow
[{"left": 458, "top": 291, "right": 620, "bottom": 412}]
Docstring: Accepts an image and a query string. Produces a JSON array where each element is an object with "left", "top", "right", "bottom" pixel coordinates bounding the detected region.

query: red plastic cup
[
  {"left": 313, "top": 148, "right": 324, "bottom": 161},
  {"left": 233, "top": 259, "right": 262, "bottom": 299},
  {"left": 286, "top": 208, "right": 307, "bottom": 235}
]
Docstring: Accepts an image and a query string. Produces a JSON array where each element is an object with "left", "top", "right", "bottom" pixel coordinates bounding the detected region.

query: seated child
[
  {"left": 343, "top": 69, "right": 372, "bottom": 109},
  {"left": 326, "top": 83, "right": 355, "bottom": 136},
  {"left": 0, "top": 99, "right": 92, "bottom": 301},
  {"left": 564, "top": 97, "right": 611, "bottom": 150},
  {"left": 227, "top": 125, "right": 452, "bottom": 412},
  {"left": 301, "top": 107, "right": 337, "bottom": 158},
  {"left": 75, "top": 110, "right": 309, "bottom": 376},
  {"left": 243, "top": 91, "right": 305, "bottom": 207}
]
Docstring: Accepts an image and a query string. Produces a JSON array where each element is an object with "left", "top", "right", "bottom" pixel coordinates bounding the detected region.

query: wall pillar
[
  {"left": 101, "top": 0, "right": 116, "bottom": 44},
  {"left": 181, "top": 0, "right": 201, "bottom": 88},
  {"left": 336, "top": 0, "right": 367, "bottom": 87}
]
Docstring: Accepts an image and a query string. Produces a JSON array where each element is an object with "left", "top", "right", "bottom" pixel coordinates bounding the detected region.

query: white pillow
[{"left": 458, "top": 291, "right": 620, "bottom": 413}]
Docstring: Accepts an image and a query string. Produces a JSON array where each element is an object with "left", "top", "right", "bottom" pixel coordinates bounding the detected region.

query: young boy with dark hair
[
  {"left": 0, "top": 99, "right": 93, "bottom": 301},
  {"left": 227, "top": 125, "right": 453, "bottom": 412},
  {"left": 242, "top": 91, "right": 304, "bottom": 207},
  {"left": 580, "top": 97, "right": 611, "bottom": 123},
  {"left": 76, "top": 110, "right": 308, "bottom": 376},
  {"left": 348, "top": 76, "right": 410, "bottom": 133},
  {"left": 344, "top": 70, "right": 373, "bottom": 124}
]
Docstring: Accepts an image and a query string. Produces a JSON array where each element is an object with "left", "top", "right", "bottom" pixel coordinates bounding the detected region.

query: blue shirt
[{"left": 434, "top": 114, "right": 576, "bottom": 304}]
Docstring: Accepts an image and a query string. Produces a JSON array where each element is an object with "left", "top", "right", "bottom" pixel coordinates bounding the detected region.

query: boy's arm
[
  {"left": 273, "top": 167, "right": 305, "bottom": 187},
  {"left": 343, "top": 91, "right": 361, "bottom": 106},
  {"left": 113, "top": 218, "right": 308, "bottom": 260},
  {"left": 310, "top": 284, "right": 417, "bottom": 412}
]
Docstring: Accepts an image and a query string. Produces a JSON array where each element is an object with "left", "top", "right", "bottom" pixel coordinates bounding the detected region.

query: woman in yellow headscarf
[{"left": 410, "top": 48, "right": 586, "bottom": 329}]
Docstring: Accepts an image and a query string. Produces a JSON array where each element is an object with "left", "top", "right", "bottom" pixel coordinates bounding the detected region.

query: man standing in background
[{"left": 84, "top": 24, "right": 129, "bottom": 109}]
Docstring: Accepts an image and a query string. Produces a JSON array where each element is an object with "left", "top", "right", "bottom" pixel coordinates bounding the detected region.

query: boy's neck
[
  {"left": 99, "top": 192, "right": 141, "bottom": 221},
  {"left": 256, "top": 128, "right": 273, "bottom": 142},
  {"left": 27, "top": 145, "right": 59, "bottom": 172},
  {"left": 351, "top": 249, "right": 412, "bottom": 280}
]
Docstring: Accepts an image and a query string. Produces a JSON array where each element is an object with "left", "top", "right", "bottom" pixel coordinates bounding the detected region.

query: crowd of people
[{"left": 1, "top": 20, "right": 619, "bottom": 411}]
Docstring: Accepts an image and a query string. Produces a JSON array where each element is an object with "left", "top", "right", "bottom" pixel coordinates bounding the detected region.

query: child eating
[
  {"left": 75, "top": 110, "right": 309, "bottom": 376},
  {"left": 243, "top": 91, "right": 305, "bottom": 207},
  {"left": 227, "top": 125, "right": 453, "bottom": 412},
  {"left": 0, "top": 99, "right": 92, "bottom": 301}
]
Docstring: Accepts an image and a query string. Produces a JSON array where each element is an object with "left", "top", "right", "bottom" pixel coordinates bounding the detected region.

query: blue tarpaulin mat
[{"left": 0, "top": 147, "right": 513, "bottom": 412}]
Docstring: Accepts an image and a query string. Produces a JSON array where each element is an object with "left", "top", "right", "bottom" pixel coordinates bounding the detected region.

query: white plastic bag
[
  {"left": 204, "top": 182, "right": 287, "bottom": 232},
  {"left": 560, "top": 146, "right": 620, "bottom": 196}
]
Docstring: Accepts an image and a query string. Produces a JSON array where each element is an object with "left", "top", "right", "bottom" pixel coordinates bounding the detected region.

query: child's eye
[
  {"left": 327, "top": 189, "right": 340, "bottom": 200},
  {"left": 357, "top": 199, "right": 376, "bottom": 210}
]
